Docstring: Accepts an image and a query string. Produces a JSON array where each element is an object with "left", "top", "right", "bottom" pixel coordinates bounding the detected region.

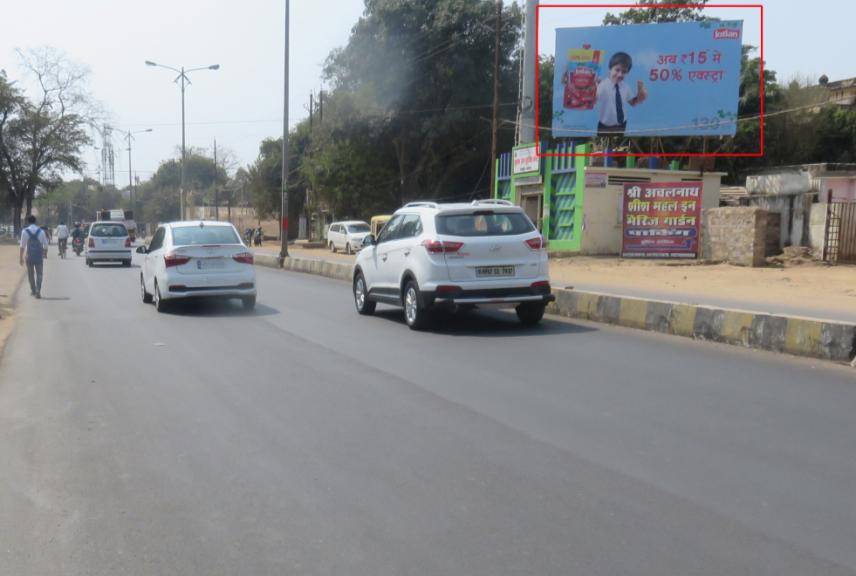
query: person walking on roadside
[{"left": 19, "top": 215, "right": 49, "bottom": 299}]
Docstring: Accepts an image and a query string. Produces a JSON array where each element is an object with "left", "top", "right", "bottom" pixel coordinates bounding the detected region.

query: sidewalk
[
  {"left": 256, "top": 242, "right": 856, "bottom": 324},
  {"left": 0, "top": 243, "right": 25, "bottom": 359}
]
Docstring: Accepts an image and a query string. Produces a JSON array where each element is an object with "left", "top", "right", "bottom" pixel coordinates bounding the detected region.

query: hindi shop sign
[
  {"left": 512, "top": 145, "right": 540, "bottom": 175},
  {"left": 621, "top": 182, "right": 702, "bottom": 259},
  {"left": 553, "top": 21, "right": 742, "bottom": 138}
]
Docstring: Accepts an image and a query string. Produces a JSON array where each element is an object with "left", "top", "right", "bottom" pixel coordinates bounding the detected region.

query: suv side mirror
[
  {"left": 136, "top": 246, "right": 147, "bottom": 254},
  {"left": 362, "top": 234, "right": 376, "bottom": 247}
]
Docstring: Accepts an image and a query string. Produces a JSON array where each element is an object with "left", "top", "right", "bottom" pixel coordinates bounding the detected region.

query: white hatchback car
[
  {"left": 352, "top": 200, "right": 554, "bottom": 329},
  {"left": 138, "top": 221, "right": 257, "bottom": 312},
  {"left": 327, "top": 221, "right": 370, "bottom": 254},
  {"left": 85, "top": 221, "right": 132, "bottom": 267}
]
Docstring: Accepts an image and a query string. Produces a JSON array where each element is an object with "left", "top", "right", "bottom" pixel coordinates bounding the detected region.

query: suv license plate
[{"left": 476, "top": 266, "right": 515, "bottom": 278}]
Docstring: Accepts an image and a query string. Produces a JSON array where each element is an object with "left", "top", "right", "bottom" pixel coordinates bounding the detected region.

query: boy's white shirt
[
  {"left": 597, "top": 78, "right": 633, "bottom": 126},
  {"left": 20, "top": 224, "right": 49, "bottom": 251},
  {"left": 56, "top": 224, "right": 70, "bottom": 239}
]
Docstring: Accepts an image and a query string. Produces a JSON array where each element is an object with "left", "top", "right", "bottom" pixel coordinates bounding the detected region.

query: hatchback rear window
[
  {"left": 436, "top": 212, "right": 534, "bottom": 236},
  {"left": 90, "top": 223, "right": 128, "bottom": 237},
  {"left": 172, "top": 225, "right": 240, "bottom": 246}
]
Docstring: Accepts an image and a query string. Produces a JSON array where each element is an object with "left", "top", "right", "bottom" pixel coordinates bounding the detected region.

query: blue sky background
[{"left": 0, "top": 1, "right": 849, "bottom": 179}]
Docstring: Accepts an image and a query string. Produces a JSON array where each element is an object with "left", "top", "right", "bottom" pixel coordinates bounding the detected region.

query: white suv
[
  {"left": 352, "top": 200, "right": 554, "bottom": 329},
  {"left": 327, "top": 221, "right": 370, "bottom": 254}
]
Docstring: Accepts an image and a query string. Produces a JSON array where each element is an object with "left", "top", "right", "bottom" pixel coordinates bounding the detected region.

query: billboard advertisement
[
  {"left": 553, "top": 21, "right": 743, "bottom": 138},
  {"left": 622, "top": 182, "right": 703, "bottom": 259}
]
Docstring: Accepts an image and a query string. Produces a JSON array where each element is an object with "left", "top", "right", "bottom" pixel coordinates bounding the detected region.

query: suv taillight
[
  {"left": 422, "top": 239, "right": 463, "bottom": 254},
  {"left": 124, "top": 238, "right": 131, "bottom": 248},
  {"left": 88, "top": 237, "right": 94, "bottom": 248},
  {"left": 164, "top": 252, "right": 191, "bottom": 268},
  {"left": 233, "top": 252, "right": 254, "bottom": 265},
  {"left": 525, "top": 236, "right": 545, "bottom": 251}
]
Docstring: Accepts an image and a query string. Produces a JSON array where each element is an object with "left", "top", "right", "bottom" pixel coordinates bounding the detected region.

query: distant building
[{"left": 822, "top": 77, "right": 856, "bottom": 107}]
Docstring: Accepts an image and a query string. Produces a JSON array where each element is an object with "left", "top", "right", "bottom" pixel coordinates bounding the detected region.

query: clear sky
[{"left": 0, "top": 1, "right": 851, "bottom": 183}]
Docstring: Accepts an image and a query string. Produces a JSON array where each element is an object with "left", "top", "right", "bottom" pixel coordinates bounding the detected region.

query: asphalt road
[{"left": 1, "top": 253, "right": 855, "bottom": 575}]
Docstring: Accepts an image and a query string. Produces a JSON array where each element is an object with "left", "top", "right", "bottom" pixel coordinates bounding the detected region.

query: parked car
[
  {"left": 351, "top": 200, "right": 554, "bottom": 329},
  {"left": 85, "top": 221, "right": 132, "bottom": 267},
  {"left": 327, "top": 221, "right": 371, "bottom": 254},
  {"left": 137, "top": 221, "right": 257, "bottom": 312}
]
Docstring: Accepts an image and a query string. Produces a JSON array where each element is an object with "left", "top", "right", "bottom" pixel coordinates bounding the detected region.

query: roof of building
[{"left": 825, "top": 77, "right": 856, "bottom": 90}]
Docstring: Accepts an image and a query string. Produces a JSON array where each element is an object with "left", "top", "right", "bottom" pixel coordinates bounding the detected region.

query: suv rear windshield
[
  {"left": 172, "top": 226, "right": 240, "bottom": 246},
  {"left": 436, "top": 212, "right": 534, "bottom": 237},
  {"left": 90, "top": 223, "right": 128, "bottom": 237}
]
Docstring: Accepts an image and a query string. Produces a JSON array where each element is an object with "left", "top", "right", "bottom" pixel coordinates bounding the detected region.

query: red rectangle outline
[{"left": 535, "top": 3, "right": 764, "bottom": 158}]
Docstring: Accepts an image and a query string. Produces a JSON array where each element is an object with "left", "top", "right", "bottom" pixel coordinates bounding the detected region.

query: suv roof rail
[
  {"left": 403, "top": 201, "right": 439, "bottom": 209},
  {"left": 471, "top": 199, "right": 514, "bottom": 206}
]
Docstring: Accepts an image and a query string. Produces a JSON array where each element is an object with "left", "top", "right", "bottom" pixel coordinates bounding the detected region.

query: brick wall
[{"left": 702, "top": 207, "right": 769, "bottom": 267}]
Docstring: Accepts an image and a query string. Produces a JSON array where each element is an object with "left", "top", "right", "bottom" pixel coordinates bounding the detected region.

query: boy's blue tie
[{"left": 615, "top": 84, "right": 625, "bottom": 125}]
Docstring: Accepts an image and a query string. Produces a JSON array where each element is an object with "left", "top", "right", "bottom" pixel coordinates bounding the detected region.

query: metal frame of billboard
[{"left": 535, "top": 3, "right": 765, "bottom": 158}]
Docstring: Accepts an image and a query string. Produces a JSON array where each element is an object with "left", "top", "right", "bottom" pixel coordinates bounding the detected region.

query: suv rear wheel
[
  {"left": 516, "top": 302, "right": 546, "bottom": 326},
  {"left": 353, "top": 273, "right": 376, "bottom": 315},
  {"left": 403, "top": 280, "right": 429, "bottom": 330}
]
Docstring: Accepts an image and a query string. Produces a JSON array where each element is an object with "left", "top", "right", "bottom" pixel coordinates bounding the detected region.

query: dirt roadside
[
  {"left": 0, "top": 243, "right": 25, "bottom": 361},
  {"left": 262, "top": 242, "right": 856, "bottom": 320}
]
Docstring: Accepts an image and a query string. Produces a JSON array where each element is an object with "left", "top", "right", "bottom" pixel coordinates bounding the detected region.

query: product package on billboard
[
  {"left": 553, "top": 21, "right": 743, "bottom": 138},
  {"left": 563, "top": 45, "right": 602, "bottom": 110}
]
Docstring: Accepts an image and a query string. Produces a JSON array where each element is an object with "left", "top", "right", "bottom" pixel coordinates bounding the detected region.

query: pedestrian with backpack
[{"left": 19, "top": 215, "right": 49, "bottom": 299}]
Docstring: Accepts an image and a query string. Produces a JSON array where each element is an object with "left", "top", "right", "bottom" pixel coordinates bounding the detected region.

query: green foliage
[
  {"left": 603, "top": 0, "right": 710, "bottom": 25},
  {"left": 0, "top": 49, "right": 93, "bottom": 232},
  {"left": 136, "top": 151, "right": 227, "bottom": 224},
  {"left": 300, "top": 0, "right": 524, "bottom": 212}
]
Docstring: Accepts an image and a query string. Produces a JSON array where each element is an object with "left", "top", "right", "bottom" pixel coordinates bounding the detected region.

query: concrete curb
[
  {"left": 253, "top": 255, "right": 855, "bottom": 364},
  {"left": 255, "top": 253, "right": 352, "bottom": 283},
  {"left": 547, "top": 289, "right": 856, "bottom": 363}
]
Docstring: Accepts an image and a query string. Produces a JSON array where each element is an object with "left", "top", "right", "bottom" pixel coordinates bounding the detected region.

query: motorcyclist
[{"left": 71, "top": 222, "right": 85, "bottom": 254}]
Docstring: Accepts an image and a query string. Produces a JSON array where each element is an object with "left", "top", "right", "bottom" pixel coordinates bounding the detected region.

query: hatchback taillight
[
  {"left": 88, "top": 238, "right": 94, "bottom": 248},
  {"left": 233, "top": 252, "right": 254, "bottom": 265},
  {"left": 525, "top": 236, "right": 545, "bottom": 251},
  {"left": 164, "top": 252, "right": 191, "bottom": 268},
  {"left": 422, "top": 239, "right": 464, "bottom": 254},
  {"left": 124, "top": 238, "right": 131, "bottom": 248}
]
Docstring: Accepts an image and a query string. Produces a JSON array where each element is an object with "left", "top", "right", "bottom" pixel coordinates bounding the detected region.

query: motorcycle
[{"left": 72, "top": 236, "right": 84, "bottom": 256}]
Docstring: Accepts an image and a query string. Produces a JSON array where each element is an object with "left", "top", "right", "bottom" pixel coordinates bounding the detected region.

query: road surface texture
[{"left": 1, "top": 254, "right": 855, "bottom": 575}]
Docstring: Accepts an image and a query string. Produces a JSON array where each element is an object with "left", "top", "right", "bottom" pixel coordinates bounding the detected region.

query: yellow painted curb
[{"left": 619, "top": 299, "right": 649, "bottom": 329}]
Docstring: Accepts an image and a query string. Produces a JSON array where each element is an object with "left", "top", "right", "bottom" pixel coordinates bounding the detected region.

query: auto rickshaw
[{"left": 371, "top": 214, "right": 392, "bottom": 238}]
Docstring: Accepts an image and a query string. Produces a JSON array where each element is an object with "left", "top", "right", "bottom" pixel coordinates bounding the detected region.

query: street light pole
[
  {"left": 280, "top": 0, "right": 290, "bottom": 259},
  {"left": 145, "top": 60, "right": 220, "bottom": 221}
]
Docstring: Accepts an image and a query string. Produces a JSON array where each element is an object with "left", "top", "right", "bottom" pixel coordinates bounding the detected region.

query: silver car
[{"left": 85, "top": 221, "right": 132, "bottom": 267}]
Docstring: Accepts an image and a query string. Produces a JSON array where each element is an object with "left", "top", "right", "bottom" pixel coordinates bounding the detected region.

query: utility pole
[
  {"left": 280, "top": 0, "right": 290, "bottom": 259},
  {"left": 213, "top": 138, "right": 218, "bottom": 221},
  {"left": 310, "top": 92, "right": 314, "bottom": 129},
  {"left": 490, "top": 0, "right": 502, "bottom": 198},
  {"left": 180, "top": 66, "right": 187, "bottom": 220},
  {"left": 318, "top": 90, "right": 323, "bottom": 124},
  {"left": 127, "top": 130, "right": 134, "bottom": 213},
  {"left": 517, "top": 0, "right": 538, "bottom": 145}
]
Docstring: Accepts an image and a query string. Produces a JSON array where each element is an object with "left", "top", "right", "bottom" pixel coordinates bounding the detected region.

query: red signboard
[{"left": 621, "top": 182, "right": 702, "bottom": 259}]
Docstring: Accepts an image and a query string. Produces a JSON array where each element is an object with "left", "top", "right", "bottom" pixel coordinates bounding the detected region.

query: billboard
[
  {"left": 622, "top": 182, "right": 702, "bottom": 259},
  {"left": 553, "top": 21, "right": 743, "bottom": 138}
]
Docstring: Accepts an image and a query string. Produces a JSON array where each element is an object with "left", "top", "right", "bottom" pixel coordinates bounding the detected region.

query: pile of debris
[{"left": 766, "top": 246, "right": 818, "bottom": 266}]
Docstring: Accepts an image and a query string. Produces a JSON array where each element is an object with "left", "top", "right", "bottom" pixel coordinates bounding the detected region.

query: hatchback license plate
[{"left": 476, "top": 265, "right": 515, "bottom": 278}]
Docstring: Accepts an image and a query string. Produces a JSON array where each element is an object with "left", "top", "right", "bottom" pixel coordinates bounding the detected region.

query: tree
[
  {"left": 0, "top": 48, "right": 94, "bottom": 233},
  {"left": 318, "top": 0, "right": 523, "bottom": 205},
  {"left": 245, "top": 130, "right": 307, "bottom": 238},
  {"left": 136, "top": 150, "right": 224, "bottom": 224},
  {"left": 603, "top": 0, "right": 709, "bottom": 25}
]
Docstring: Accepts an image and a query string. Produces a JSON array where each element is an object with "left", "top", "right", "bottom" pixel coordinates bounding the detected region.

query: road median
[
  {"left": 548, "top": 289, "right": 856, "bottom": 364},
  {"left": 254, "top": 253, "right": 856, "bottom": 364}
]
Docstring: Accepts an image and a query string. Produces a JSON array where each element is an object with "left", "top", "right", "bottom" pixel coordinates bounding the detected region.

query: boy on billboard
[{"left": 597, "top": 52, "right": 648, "bottom": 136}]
